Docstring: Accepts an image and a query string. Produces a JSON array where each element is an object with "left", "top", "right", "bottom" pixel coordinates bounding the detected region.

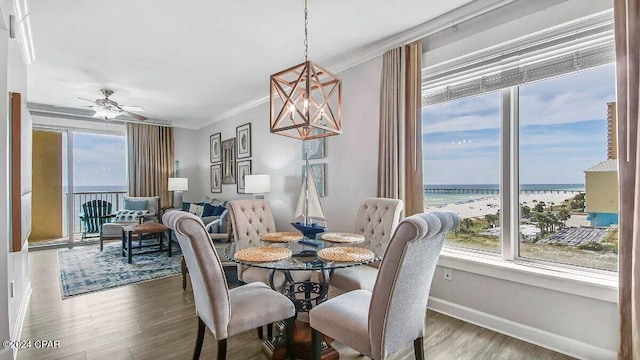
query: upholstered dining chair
[
  {"left": 227, "top": 199, "right": 288, "bottom": 287},
  {"left": 164, "top": 211, "right": 296, "bottom": 360},
  {"left": 309, "top": 211, "right": 460, "bottom": 360},
  {"left": 330, "top": 198, "right": 403, "bottom": 293}
]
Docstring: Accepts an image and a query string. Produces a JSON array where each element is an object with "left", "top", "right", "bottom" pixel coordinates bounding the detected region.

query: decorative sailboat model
[{"left": 291, "top": 160, "right": 327, "bottom": 241}]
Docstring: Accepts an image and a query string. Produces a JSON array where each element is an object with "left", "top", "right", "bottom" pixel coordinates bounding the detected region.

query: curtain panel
[
  {"left": 378, "top": 40, "right": 423, "bottom": 216},
  {"left": 126, "top": 123, "right": 174, "bottom": 207},
  {"left": 614, "top": 0, "right": 640, "bottom": 358}
]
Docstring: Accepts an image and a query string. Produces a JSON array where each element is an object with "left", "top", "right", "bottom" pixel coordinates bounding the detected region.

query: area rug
[{"left": 58, "top": 241, "right": 182, "bottom": 299}]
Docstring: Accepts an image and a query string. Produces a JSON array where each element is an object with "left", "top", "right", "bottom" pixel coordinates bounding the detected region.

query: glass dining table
[
  {"left": 223, "top": 239, "right": 381, "bottom": 312},
  {"left": 224, "top": 236, "right": 380, "bottom": 360}
]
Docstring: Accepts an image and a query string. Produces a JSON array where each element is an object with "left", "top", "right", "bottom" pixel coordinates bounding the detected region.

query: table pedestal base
[{"left": 262, "top": 320, "right": 339, "bottom": 360}]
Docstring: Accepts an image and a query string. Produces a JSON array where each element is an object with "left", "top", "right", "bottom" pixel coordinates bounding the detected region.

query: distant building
[{"left": 584, "top": 102, "right": 619, "bottom": 227}]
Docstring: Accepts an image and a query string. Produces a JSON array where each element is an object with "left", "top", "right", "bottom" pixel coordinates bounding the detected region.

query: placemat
[
  {"left": 235, "top": 247, "right": 292, "bottom": 262},
  {"left": 317, "top": 246, "right": 375, "bottom": 263},
  {"left": 260, "top": 232, "right": 304, "bottom": 243},
  {"left": 320, "top": 232, "right": 365, "bottom": 244}
]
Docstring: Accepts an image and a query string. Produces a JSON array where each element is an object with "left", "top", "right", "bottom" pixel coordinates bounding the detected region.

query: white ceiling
[{"left": 27, "top": 0, "right": 474, "bottom": 129}]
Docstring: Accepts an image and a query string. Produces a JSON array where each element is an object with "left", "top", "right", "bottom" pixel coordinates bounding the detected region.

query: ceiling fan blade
[
  {"left": 78, "top": 97, "right": 98, "bottom": 104},
  {"left": 121, "top": 110, "right": 148, "bottom": 121},
  {"left": 120, "top": 105, "right": 146, "bottom": 112}
]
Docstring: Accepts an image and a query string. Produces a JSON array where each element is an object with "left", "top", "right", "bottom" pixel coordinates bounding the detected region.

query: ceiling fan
[{"left": 79, "top": 89, "right": 148, "bottom": 121}]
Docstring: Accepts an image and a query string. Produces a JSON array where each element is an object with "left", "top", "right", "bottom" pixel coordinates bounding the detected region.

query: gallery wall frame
[
  {"left": 236, "top": 123, "right": 252, "bottom": 159},
  {"left": 210, "top": 132, "right": 221, "bottom": 163},
  {"left": 211, "top": 164, "right": 222, "bottom": 193},
  {"left": 221, "top": 138, "right": 236, "bottom": 184},
  {"left": 237, "top": 160, "right": 252, "bottom": 194}
]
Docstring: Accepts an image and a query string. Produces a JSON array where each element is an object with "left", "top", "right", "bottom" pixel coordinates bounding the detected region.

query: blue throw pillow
[
  {"left": 181, "top": 202, "right": 191, "bottom": 212},
  {"left": 202, "top": 203, "right": 217, "bottom": 217},
  {"left": 212, "top": 205, "right": 225, "bottom": 216},
  {"left": 124, "top": 199, "right": 148, "bottom": 211},
  {"left": 219, "top": 209, "right": 228, "bottom": 233}
]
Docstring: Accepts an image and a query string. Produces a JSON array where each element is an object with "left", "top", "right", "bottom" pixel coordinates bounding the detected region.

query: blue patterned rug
[{"left": 58, "top": 241, "right": 182, "bottom": 299}]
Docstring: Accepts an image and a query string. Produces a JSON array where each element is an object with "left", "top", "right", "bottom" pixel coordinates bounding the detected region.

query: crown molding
[
  {"left": 28, "top": 102, "right": 174, "bottom": 127},
  {"left": 205, "top": 0, "right": 519, "bottom": 128}
]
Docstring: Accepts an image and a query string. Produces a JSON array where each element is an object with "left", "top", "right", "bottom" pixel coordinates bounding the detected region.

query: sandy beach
[{"left": 425, "top": 192, "right": 579, "bottom": 219}]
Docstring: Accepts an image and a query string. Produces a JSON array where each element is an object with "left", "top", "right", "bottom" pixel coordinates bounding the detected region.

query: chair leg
[
  {"left": 217, "top": 339, "right": 227, "bottom": 360},
  {"left": 193, "top": 317, "right": 205, "bottom": 360},
  {"left": 311, "top": 328, "right": 322, "bottom": 360},
  {"left": 285, "top": 317, "right": 295, "bottom": 360},
  {"left": 257, "top": 326, "right": 263, "bottom": 339},
  {"left": 181, "top": 257, "right": 188, "bottom": 290},
  {"left": 414, "top": 336, "right": 425, "bottom": 360},
  {"left": 267, "top": 323, "right": 273, "bottom": 339}
]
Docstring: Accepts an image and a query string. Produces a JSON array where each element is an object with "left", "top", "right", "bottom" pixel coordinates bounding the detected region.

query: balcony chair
[
  {"left": 99, "top": 196, "right": 161, "bottom": 250},
  {"left": 330, "top": 198, "right": 403, "bottom": 293},
  {"left": 309, "top": 211, "right": 460, "bottom": 360},
  {"left": 79, "top": 199, "right": 113, "bottom": 240},
  {"left": 165, "top": 211, "right": 295, "bottom": 360}
]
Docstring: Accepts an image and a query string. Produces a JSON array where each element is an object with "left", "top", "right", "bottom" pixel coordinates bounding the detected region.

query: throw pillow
[
  {"left": 181, "top": 202, "right": 191, "bottom": 212},
  {"left": 114, "top": 209, "right": 149, "bottom": 222},
  {"left": 189, "top": 204, "right": 204, "bottom": 217},
  {"left": 212, "top": 205, "right": 225, "bottom": 216},
  {"left": 124, "top": 199, "right": 149, "bottom": 211},
  {"left": 202, "top": 203, "right": 217, "bottom": 217}
]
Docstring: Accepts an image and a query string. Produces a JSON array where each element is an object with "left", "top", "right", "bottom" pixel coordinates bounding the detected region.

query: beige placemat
[
  {"left": 320, "top": 232, "right": 365, "bottom": 244},
  {"left": 317, "top": 246, "right": 375, "bottom": 263},
  {"left": 235, "top": 247, "right": 293, "bottom": 262},
  {"left": 260, "top": 232, "right": 304, "bottom": 243}
]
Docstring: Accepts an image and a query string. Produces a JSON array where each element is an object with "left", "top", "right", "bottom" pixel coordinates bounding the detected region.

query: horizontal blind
[{"left": 422, "top": 21, "right": 615, "bottom": 106}]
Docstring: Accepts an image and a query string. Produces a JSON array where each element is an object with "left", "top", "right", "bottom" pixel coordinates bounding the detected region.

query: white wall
[
  {"left": 174, "top": 1, "right": 618, "bottom": 359},
  {"left": 175, "top": 56, "right": 382, "bottom": 233},
  {"left": 0, "top": 1, "right": 31, "bottom": 359}
]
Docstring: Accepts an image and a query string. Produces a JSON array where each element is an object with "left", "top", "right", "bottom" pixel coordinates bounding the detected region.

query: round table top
[{"left": 224, "top": 242, "right": 381, "bottom": 271}]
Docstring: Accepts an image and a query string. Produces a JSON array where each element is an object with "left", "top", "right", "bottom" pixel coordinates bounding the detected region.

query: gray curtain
[
  {"left": 614, "top": 0, "right": 640, "bottom": 358},
  {"left": 126, "top": 123, "right": 174, "bottom": 207},
  {"left": 378, "top": 40, "right": 424, "bottom": 216}
]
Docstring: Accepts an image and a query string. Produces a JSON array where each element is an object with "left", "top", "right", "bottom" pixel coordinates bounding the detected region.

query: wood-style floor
[{"left": 17, "top": 248, "right": 574, "bottom": 360}]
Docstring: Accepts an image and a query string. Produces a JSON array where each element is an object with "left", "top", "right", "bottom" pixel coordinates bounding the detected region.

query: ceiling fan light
[{"left": 93, "top": 108, "right": 120, "bottom": 119}]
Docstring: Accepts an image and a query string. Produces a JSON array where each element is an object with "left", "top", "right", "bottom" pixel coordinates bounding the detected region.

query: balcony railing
[{"left": 64, "top": 191, "right": 127, "bottom": 235}]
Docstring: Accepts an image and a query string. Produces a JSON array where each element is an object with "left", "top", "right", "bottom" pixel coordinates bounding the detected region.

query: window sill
[{"left": 438, "top": 247, "right": 618, "bottom": 303}]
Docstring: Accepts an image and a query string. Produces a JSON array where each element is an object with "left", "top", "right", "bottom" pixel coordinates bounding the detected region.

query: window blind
[{"left": 422, "top": 20, "right": 615, "bottom": 106}]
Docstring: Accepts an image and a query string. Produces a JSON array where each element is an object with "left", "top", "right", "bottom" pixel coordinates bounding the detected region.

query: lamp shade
[
  {"left": 245, "top": 175, "right": 271, "bottom": 194},
  {"left": 168, "top": 177, "right": 189, "bottom": 191}
]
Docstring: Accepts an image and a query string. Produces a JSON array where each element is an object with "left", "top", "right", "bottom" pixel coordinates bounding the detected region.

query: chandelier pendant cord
[{"left": 304, "top": 0, "right": 309, "bottom": 63}]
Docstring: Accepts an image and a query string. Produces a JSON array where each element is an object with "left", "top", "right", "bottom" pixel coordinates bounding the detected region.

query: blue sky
[
  {"left": 71, "top": 132, "right": 127, "bottom": 187},
  {"left": 422, "top": 63, "right": 616, "bottom": 185}
]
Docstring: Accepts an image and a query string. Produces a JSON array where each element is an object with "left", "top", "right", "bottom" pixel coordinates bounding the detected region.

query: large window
[
  {"left": 423, "top": 92, "right": 501, "bottom": 253},
  {"left": 421, "top": 21, "right": 618, "bottom": 272}
]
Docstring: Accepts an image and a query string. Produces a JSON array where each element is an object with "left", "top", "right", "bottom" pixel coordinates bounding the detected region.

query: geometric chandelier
[{"left": 270, "top": 0, "right": 342, "bottom": 140}]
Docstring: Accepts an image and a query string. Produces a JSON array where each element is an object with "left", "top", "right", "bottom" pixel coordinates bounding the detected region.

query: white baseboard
[
  {"left": 11, "top": 282, "right": 31, "bottom": 360},
  {"left": 428, "top": 296, "right": 616, "bottom": 360}
]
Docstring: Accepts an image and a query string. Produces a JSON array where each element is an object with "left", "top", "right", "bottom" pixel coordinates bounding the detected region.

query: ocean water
[{"left": 423, "top": 184, "right": 584, "bottom": 207}]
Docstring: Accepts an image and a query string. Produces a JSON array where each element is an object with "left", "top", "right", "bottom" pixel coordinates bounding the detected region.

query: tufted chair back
[
  {"left": 227, "top": 199, "right": 277, "bottom": 279},
  {"left": 354, "top": 198, "right": 403, "bottom": 260},
  {"left": 163, "top": 211, "right": 232, "bottom": 340}
]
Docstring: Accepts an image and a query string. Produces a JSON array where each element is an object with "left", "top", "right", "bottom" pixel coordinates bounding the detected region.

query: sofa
[{"left": 99, "top": 196, "right": 161, "bottom": 250}]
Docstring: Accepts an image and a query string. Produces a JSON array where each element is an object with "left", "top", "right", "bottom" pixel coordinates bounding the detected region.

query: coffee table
[{"left": 122, "top": 223, "right": 171, "bottom": 264}]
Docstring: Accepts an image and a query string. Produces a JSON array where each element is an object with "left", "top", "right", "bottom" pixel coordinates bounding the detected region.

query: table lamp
[
  {"left": 245, "top": 174, "right": 271, "bottom": 199},
  {"left": 168, "top": 177, "right": 189, "bottom": 208}
]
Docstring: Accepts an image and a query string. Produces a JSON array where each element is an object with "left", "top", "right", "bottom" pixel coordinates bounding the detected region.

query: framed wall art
[
  {"left": 236, "top": 123, "right": 252, "bottom": 159},
  {"left": 302, "top": 137, "right": 325, "bottom": 160},
  {"left": 237, "top": 160, "right": 252, "bottom": 194},
  {"left": 210, "top": 133, "right": 221, "bottom": 163},
  {"left": 221, "top": 138, "right": 236, "bottom": 184},
  {"left": 210, "top": 164, "right": 222, "bottom": 193}
]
